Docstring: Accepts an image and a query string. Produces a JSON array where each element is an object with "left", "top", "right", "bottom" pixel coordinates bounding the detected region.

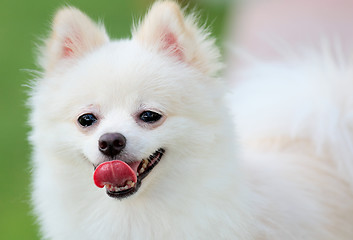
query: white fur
[{"left": 28, "top": 1, "right": 353, "bottom": 239}]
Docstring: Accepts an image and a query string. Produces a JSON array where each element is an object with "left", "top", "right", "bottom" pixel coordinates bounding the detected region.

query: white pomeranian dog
[{"left": 28, "top": 1, "right": 353, "bottom": 239}]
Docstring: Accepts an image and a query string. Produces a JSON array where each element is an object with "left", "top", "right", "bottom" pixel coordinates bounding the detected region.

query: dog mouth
[{"left": 93, "top": 148, "right": 165, "bottom": 199}]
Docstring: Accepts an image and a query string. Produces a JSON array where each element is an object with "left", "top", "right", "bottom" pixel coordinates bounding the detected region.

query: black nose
[{"left": 98, "top": 133, "right": 126, "bottom": 157}]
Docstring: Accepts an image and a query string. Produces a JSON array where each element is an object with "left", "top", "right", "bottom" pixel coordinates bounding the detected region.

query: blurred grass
[{"left": 0, "top": 0, "right": 230, "bottom": 239}]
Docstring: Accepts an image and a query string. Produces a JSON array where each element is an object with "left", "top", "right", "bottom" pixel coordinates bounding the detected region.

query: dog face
[{"left": 30, "top": 2, "right": 223, "bottom": 199}]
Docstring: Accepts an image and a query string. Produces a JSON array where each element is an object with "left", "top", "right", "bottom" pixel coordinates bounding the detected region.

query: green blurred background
[{"left": 0, "top": 0, "right": 230, "bottom": 239}]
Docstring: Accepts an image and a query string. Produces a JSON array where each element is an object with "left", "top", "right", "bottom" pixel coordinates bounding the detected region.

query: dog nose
[{"left": 98, "top": 133, "right": 126, "bottom": 157}]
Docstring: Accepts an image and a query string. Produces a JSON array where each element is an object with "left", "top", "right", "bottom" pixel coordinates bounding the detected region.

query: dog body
[{"left": 28, "top": 1, "right": 353, "bottom": 239}]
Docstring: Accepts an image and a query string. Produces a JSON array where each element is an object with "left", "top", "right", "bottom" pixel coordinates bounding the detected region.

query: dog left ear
[{"left": 133, "top": 1, "right": 221, "bottom": 76}]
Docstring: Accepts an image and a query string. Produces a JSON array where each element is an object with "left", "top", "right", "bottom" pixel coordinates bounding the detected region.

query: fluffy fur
[{"left": 28, "top": 1, "right": 353, "bottom": 239}]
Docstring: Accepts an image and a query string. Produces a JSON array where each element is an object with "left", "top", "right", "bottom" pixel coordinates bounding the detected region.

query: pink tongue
[{"left": 93, "top": 160, "right": 137, "bottom": 188}]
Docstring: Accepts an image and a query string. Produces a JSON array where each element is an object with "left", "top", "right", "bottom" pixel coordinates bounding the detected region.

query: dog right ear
[{"left": 40, "top": 7, "right": 109, "bottom": 72}]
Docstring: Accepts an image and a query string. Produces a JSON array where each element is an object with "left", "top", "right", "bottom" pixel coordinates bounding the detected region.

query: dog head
[{"left": 30, "top": 1, "right": 226, "bottom": 200}]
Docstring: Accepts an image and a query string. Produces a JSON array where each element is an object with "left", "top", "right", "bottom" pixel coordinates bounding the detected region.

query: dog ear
[
  {"left": 133, "top": 1, "right": 221, "bottom": 76},
  {"left": 41, "top": 7, "right": 109, "bottom": 72}
]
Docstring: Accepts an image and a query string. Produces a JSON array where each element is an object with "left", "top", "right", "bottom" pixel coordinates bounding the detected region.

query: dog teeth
[
  {"left": 105, "top": 181, "right": 135, "bottom": 192},
  {"left": 136, "top": 150, "right": 164, "bottom": 176},
  {"left": 136, "top": 159, "right": 149, "bottom": 175},
  {"left": 126, "top": 180, "right": 135, "bottom": 187},
  {"left": 142, "top": 159, "right": 149, "bottom": 168}
]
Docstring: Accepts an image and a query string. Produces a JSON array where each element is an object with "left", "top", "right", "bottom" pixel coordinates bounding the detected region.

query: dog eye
[
  {"left": 78, "top": 113, "right": 98, "bottom": 127},
  {"left": 139, "top": 111, "right": 162, "bottom": 123}
]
